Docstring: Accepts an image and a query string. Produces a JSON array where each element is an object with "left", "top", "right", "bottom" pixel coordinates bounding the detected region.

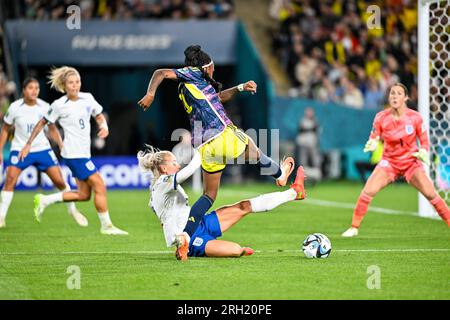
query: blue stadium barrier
[{"left": 1, "top": 156, "right": 150, "bottom": 190}]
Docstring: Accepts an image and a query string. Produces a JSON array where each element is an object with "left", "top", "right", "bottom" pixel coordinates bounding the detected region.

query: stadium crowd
[
  {"left": 270, "top": 0, "right": 419, "bottom": 110},
  {"left": 21, "top": 0, "right": 235, "bottom": 20}
]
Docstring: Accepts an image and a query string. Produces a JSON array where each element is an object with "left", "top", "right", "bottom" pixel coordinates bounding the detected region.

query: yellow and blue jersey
[{"left": 174, "top": 67, "right": 233, "bottom": 145}]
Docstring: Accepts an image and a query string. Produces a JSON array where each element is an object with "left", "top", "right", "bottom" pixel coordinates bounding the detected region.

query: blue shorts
[
  {"left": 8, "top": 149, "right": 58, "bottom": 171},
  {"left": 63, "top": 158, "right": 98, "bottom": 181},
  {"left": 188, "top": 211, "right": 222, "bottom": 257}
]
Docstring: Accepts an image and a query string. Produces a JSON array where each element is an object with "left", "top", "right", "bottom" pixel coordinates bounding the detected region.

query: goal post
[{"left": 418, "top": 0, "right": 449, "bottom": 218}]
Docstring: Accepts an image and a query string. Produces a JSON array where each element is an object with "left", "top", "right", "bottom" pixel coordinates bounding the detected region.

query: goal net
[{"left": 418, "top": 0, "right": 450, "bottom": 217}]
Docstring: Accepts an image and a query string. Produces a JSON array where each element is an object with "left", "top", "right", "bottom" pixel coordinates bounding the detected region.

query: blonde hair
[
  {"left": 48, "top": 66, "right": 80, "bottom": 93},
  {"left": 137, "top": 145, "right": 172, "bottom": 184}
]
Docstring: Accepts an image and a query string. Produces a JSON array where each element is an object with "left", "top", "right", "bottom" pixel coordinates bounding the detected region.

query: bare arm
[
  {"left": 219, "top": 80, "right": 257, "bottom": 103},
  {"left": 18, "top": 118, "right": 48, "bottom": 161},
  {"left": 0, "top": 124, "right": 11, "bottom": 164},
  {"left": 47, "top": 124, "right": 63, "bottom": 151},
  {"left": 95, "top": 113, "right": 109, "bottom": 139},
  {"left": 138, "top": 69, "right": 178, "bottom": 111}
]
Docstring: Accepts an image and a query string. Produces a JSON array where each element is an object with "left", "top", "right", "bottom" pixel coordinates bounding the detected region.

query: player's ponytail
[
  {"left": 48, "top": 66, "right": 80, "bottom": 93},
  {"left": 137, "top": 145, "right": 172, "bottom": 184},
  {"left": 184, "top": 45, "right": 222, "bottom": 92}
]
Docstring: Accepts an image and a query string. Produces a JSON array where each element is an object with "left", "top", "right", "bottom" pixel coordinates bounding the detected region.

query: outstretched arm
[
  {"left": 138, "top": 69, "right": 178, "bottom": 111},
  {"left": 219, "top": 81, "right": 257, "bottom": 103},
  {"left": 175, "top": 149, "right": 201, "bottom": 184},
  {"left": 18, "top": 118, "right": 48, "bottom": 161}
]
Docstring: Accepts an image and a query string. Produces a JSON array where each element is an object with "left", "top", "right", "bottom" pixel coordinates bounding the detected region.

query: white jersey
[
  {"left": 45, "top": 92, "right": 103, "bottom": 159},
  {"left": 3, "top": 98, "right": 51, "bottom": 152},
  {"left": 151, "top": 175, "right": 191, "bottom": 247},
  {"left": 148, "top": 151, "right": 201, "bottom": 247}
]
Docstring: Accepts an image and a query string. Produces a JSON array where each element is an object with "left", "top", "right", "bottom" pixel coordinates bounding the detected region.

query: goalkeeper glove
[
  {"left": 363, "top": 137, "right": 379, "bottom": 153},
  {"left": 412, "top": 148, "right": 430, "bottom": 165}
]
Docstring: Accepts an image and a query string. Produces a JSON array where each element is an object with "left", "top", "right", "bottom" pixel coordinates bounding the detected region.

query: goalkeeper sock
[
  {"left": 351, "top": 192, "right": 373, "bottom": 228},
  {"left": 257, "top": 151, "right": 282, "bottom": 179},
  {"left": 249, "top": 189, "right": 297, "bottom": 213},
  {"left": 183, "top": 195, "right": 214, "bottom": 237},
  {"left": 0, "top": 191, "right": 14, "bottom": 220},
  {"left": 430, "top": 196, "right": 450, "bottom": 226}
]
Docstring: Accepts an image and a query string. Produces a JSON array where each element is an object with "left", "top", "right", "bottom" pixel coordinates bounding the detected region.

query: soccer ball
[{"left": 302, "top": 233, "right": 332, "bottom": 258}]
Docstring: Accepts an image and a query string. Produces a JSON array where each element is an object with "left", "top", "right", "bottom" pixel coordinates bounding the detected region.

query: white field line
[
  {"left": 1, "top": 248, "right": 449, "bottom": 256},
  {"left": 305, "top": 199, "right": 419, "bottom": 216},
  {"left": 218, "top": 190, "right": 422, "bottom": 217}
]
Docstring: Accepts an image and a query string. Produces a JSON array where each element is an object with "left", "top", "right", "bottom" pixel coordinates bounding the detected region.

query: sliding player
[
  {"left": 18, "top": 67, "right": 127, "bottom": 235},
  {"left": 0, "top": 78, "right": 86, "bottom": 228},
  {"left": 137, "top": 146, "right": 305, "bottom": 260},
  {"left": 138, "top": 45, "right": 295, "bottom": 256},
  {"left": 342, "top": 83, "right": 450, "bottom": 237}
]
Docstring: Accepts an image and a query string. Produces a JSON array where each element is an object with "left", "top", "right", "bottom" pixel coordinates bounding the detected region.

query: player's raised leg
[
  {"left": 342, "top": 166, "right": 392, "bottom": 237},
  {"left": 408, "top": 169, "right": 450, "bottom": 227},
  {"left": 33, "top": 178, "right": 90, "bottom": 223},
  {"left": 245, "top": 138, "right": 295, "bottom": 187},
  {"left": 0, "top": 166, "right": 22, "bottom": 228},
  {"left": 216, "top": 166, "right": 306, "bottom": 233},
  {"left": 45, "top": 166, "right": 88, "bottom": 227}
]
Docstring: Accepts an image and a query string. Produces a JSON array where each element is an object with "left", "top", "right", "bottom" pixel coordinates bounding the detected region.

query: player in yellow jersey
[{"left": 138, "top": 45, "right": 296, "bottom": 260}]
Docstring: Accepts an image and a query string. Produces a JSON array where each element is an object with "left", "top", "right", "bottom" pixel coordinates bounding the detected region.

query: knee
[
  {"left": 4, "top": 175, "right": 17, "bottom": 190},
  {"left": 424, "top": 192, "right": 437, "bottom": 201},
  {"left": 238, "top": 201, "right": 252, "bottom": 214},
  {"left": 78, "top": 191, "right": 91, "bottom": 201},
  {"left": 55, "top": 181, "right": 67, "bottom": 191},
  {"left": 362, "top": 188, "right": 377, "bottom": 198},
  {"left": 95, "top": 185, "right": 107, "bottom": 196},
  {"left": 230, "top": 246, "right": 245, "bottom": 258}
]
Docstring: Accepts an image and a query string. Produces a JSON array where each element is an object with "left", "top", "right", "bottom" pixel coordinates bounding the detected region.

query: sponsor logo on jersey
[{"left": 188, "top": 217, "right": 195, "bottom": 223}]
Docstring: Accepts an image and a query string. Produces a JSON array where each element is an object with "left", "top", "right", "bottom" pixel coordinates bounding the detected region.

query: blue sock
[
  {"left": 258, "top": 151, "right": 282, "bottom": 179},
  {"left": 183, "top": 194, "right": 214, "bottom": 237}
]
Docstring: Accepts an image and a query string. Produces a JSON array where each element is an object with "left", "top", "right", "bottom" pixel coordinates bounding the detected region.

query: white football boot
[
  {"left": 69, "top": 209, "right": 89, "bottom": 227},
  {"left": 341, "top": 227, "right": 359, "bottom": 238},
  {"left": 100, "top": 224, "right": 129, "bottom": 235}
]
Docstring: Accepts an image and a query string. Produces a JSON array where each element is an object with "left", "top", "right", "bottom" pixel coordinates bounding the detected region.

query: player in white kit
[
  {"left": 138, "top": 146, "right": 306, "bottom": 261},
  {"left": 18, "top": 67, "right": 127, "bottom": 235},
  {"left": 0, "top": 78, "right": 86, "bottom": 228}
]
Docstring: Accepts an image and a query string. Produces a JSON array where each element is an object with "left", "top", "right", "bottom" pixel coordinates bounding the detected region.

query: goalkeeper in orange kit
[{"left": 342, "top": 83, "right": 450, "bottom": 237}]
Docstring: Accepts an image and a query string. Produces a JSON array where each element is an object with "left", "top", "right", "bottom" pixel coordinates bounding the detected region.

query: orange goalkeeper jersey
[{"left": 369, "top": 108, "right": 429, "bottom": 170}]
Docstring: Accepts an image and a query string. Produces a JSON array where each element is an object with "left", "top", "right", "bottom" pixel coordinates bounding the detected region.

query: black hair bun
[{"left": 184, "top": 45, "right": 202, "bottom": 58}]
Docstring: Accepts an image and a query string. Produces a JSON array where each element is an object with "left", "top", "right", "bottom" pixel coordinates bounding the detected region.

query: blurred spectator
[
  {"left": 296, "top": 107, "right": 322, "bottom": 181},
  {"left": 341, "top": 78, "right": 364, "bottom": 109},
  {"left": 0, "top": 68, "right": 15, "bottom": 123},
  {"left": 21, "top": 0, "right": 235, "bottom": 21},
  {"left": 270, "top": 0, "right": 418, "bottom": 110}
]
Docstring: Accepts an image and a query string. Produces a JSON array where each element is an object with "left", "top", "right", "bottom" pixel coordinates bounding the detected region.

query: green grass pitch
[{"left": 0, "top": 181, "right": 449, "bottom": 300}]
